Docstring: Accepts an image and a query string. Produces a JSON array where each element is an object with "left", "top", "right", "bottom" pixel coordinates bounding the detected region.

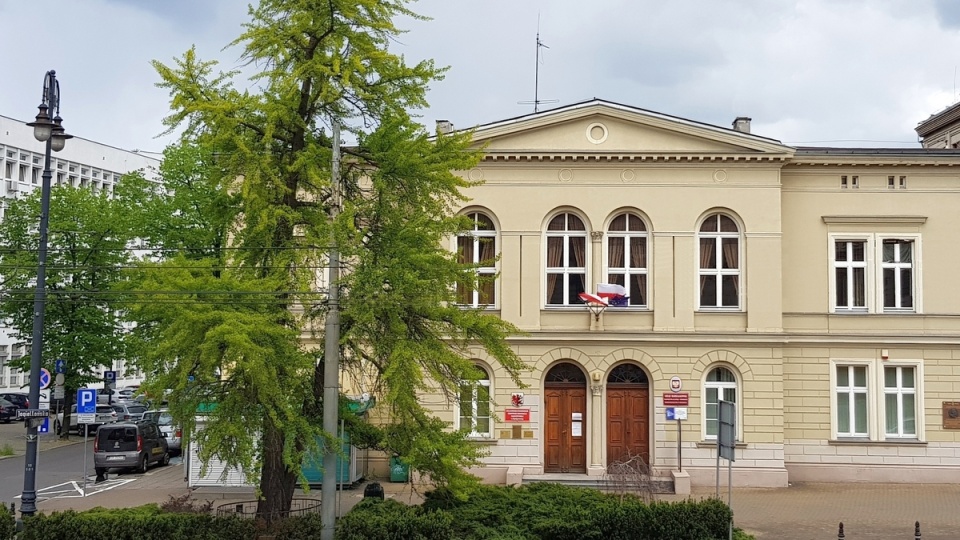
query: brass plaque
[
  {"left": 512, "top": 425, "right": 523, "bottom": 439},
  {"left": 499, "top": 429, "right": 513, "bottom": 439},
  {"left": 942, "top": 402, "right": 960, "bottom": 429},
  {"left": 523, "top": 430, "right": 534, "bottom": 439}
]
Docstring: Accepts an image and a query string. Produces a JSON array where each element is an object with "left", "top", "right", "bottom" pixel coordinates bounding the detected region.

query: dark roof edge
[
  {"left": 794, "top": 146, "right": 960, "bottom": 156},
  {"left": 915, "top": 102, "right": 960, "bottom": 137}
]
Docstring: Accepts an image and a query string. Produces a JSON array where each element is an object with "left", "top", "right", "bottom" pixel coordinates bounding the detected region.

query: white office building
[{"left": 0, "top": 114, "right": 162, "bottom": 395}]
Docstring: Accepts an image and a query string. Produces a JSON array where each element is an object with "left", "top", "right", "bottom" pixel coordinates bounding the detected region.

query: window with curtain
[
  {"left": 459, "top": 365, "right": 491, "bottom": 437},
  {"left": 456, "top": 212, "right": 497, "bottom": 307},
  {"left": 835, "top": 240, "right": 867, "bottom": 311},
  {"left": 836, "top": 365, "right": 868, "bottom": 437},
  {"left": 884, "top": 366, "right": 916, "bottom": 438},
  {"left": 607, "top": 213, "right": 647, "bottom": 307},
  {"left": 545, "top": 213, "right": 587, "bottom": 306},
  {"left": 704, "top": 366, "right": 737, "bottom": 439},
  {"left": 698, "top": 214, "right": 739, "bottom": 309}
]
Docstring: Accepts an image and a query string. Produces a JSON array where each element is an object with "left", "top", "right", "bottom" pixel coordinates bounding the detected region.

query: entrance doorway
[
  {"left": 606, "top": 363, "right": 649, "bottom": 469},
  {"left": 544, "top": 362, "right": 587, "bottom": 473}
]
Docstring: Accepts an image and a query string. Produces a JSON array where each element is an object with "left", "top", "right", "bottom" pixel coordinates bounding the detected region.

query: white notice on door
[
  {"left": 572, "top": 412, "right": 582, "bottom": 421},
  {"left": 571, "top": 421, "right": 582, "bottom": 437}
]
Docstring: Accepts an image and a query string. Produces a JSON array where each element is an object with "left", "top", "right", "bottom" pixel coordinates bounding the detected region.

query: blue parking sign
[
  {"left": 77, "top": 388, "right": 97, "bottom": 414},
  {"left": 39, "top": 417, "right": 49, "bottom": 433}
]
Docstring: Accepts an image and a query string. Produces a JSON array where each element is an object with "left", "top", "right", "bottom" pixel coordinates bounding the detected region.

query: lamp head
[
  {"left": 27, "top": 103, "right": 53, "bottom": 142},
  {"left": 50, "top": 115, "right": 72, "bottom": 152}
]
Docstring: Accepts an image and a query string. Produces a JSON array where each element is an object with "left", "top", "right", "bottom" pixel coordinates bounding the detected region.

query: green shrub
[
  {"left": 20, "top": 506, "right": 254, "bottom": 540},
  {"left": 345, "top": 483, "right": 734, "bottom": 540},
  {"left": 0, "top": 503, "right": 15, "bottom": 540},
  {"left": 335, "top": 498, "right": 454, "bottom": 540}
]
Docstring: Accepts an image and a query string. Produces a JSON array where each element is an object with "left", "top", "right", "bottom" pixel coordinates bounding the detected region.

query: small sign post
[
  {"left": 717, "top": 400, "right": 736, "bottom": 540},
  {"left": 77, "top": 388, "right": 97, "bottom": 495},
  {"left": 665, "top": 407, "right": 688, "bottom": 471}
]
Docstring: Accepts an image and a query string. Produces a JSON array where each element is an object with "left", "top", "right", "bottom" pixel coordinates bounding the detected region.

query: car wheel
[
  {"left": 160, "top": 452, "right": 170, "bottom": 467},
  {"left": 137, "top": 454, "right": 148, "bottom": 474}
]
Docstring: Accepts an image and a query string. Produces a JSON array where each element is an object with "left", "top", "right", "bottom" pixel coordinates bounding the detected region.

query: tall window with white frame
[
  {"left": 704, "top": 366, "right": 737, "bottom": 439},
  {"left": 459, "top": 366, "right": 491, "bottom": 437},
  {"left": 836, "top": 365, "right": 868, "bottom": 437},
  {"left": 882, "top": 239, "right": 913, "bottom": 311},
  {"left": 698, "top": 214, "right": 739, "bottom": 309},
  {"left": 884, "top": 366, "right": 916, "bottom": 438},
  {"left": 607, "top": 212, "right": 647, "bottom": 307},
  {"left": 546, "top": 213, "right": 587, "bottom": 305},
  {"left": 835, "top": 240, "right": 867, "bottom": 311},
  {"left": 457, "top": 212, "right": 497, "bottom": 306}
]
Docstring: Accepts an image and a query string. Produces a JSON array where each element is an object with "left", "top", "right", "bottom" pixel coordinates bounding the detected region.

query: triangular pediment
[{"left": 467, "top": 100, "right": 793, "bottom": 159}]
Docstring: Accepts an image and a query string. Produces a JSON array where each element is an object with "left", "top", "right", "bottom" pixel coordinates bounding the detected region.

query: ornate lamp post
[{"left": 20, "top": 69, "right": 72, "bottom": 517}]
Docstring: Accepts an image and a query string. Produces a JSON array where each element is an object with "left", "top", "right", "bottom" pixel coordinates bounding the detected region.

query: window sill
[
  {"left": 696, "top": 309, "right": 742, "bottom": 313},
  {"left": 696, "top": 441, "right": 747, "bottom": 449},
  {"left": 830, "top": 438, "right": 925, "bottom": 446},
  {"left": 465, "top": 436, "right": 498, "bottom": 445}
]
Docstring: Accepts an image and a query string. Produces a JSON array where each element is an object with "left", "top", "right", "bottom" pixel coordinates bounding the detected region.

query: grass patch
[{"left": 0, "top": 443, "right": 14, "bottom": 456}]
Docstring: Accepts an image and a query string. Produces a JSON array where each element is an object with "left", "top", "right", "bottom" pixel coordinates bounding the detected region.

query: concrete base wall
[
  {"left": 687, "top": 465, "right": 789, "bottom": 488},
  {"left": 786, "top": 463, "right": 960, "bottom": 483}
]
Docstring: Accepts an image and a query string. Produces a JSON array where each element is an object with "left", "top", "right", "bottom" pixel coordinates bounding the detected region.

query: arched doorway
[
  {"left": 544, "top": 362, "right": 587, "bottom": 473},
  {"left": 606, "top": 363, "right": 649, "bottom": 468}
]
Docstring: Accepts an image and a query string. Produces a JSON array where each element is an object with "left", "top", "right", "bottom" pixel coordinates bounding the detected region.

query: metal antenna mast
[{"left": 518, "top": 16, "right": 557, "bottom": 113}]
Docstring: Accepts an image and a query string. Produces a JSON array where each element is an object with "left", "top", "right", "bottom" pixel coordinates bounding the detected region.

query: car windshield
[
  {"left": 144, "top": 411, "right": 173, "bottom": 425},
  {"left": 96, "top": 405, "right": 114, "bottom": 413},
  {"left": 127, "top": 406, "right": 147, "bottom": 414}
]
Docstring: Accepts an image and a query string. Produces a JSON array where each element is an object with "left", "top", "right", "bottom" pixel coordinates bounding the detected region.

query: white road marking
[{"left": 15, "top": 477, "right": 136, "bottom": 500}]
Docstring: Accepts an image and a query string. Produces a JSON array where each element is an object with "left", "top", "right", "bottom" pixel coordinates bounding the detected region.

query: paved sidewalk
[{"left": 22, "top": 465, "right": 960, "bottom": 539}]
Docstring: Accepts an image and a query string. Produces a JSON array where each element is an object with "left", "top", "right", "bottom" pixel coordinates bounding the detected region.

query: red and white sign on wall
[
  {"left": 663, "top": 393, "right": 689, "bottom": 406},
  {"left": 504, "top": 408, "right": 531, "bottom": 422}
]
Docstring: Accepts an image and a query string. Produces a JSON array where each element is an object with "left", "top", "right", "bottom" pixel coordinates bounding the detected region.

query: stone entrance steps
[{"left": 521, "top": 473, "right": 675, "bottom": 493}]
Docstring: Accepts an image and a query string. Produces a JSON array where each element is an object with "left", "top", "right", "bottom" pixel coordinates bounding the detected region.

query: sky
[{"left": 2, "top": 0, "right": 960, "bottom": 153}]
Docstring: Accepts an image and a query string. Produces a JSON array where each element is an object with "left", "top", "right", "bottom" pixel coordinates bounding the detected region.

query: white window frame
[
  {"left": 879, "top": 238, "right": 915, "bottom": 312},
  {"left": 829, "top": 358, "right": 924, "bottom": 442},
  {"left": 697, "top": 213, "right": 741, "bottom": 311},
  {"left": 883, "top": 364, "right": 918, "bottom": 439},
  {"left": 827, "top": 233, "right": 922, "bottom": 314},
  {"left": 455, "top": 212, "right": 497, "bottom": 308},
  {"left": 833, "top": 238, "right": 868, "bottom": 312},
  {"left": 605, "top": 212, "right": 649, "bottom": 309},
  {"left": 456, "top": 366, "right": 492, "bottom": 438},
  {"left": 702, "top": 365, "right": 739, "bottom": 441},
  {"left": 544, "top": 212, "right": 588, "bottom": 307}
]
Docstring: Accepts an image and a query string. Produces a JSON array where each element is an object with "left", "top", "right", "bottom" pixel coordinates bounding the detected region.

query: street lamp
[{"left": 20, "top": 69, "right": 72, "bottom": 517}]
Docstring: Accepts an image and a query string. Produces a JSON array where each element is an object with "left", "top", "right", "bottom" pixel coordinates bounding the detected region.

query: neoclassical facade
[{"left": 417, "top": 99, "right": 960, "bottom": 488}]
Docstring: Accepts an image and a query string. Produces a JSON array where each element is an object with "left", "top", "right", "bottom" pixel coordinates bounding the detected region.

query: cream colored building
[{"left": 419, "top": 99, "right": 960, "bottom": 490}]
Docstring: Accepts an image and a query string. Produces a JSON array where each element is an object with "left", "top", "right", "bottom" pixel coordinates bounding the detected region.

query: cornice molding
[
  {"left": 479, "top": 152, "right": 792, "bottom": 164},
  {"left": 821, "top": 215, "right": 928, "bottom": 225}
]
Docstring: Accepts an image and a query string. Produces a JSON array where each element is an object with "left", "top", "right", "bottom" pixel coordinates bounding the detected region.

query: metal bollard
[
  {"left": 837, "top": 522, "right": 844, "bottom": 539},
  {"left": 915, "top": 520, "right": 921, "bottom": 540}
]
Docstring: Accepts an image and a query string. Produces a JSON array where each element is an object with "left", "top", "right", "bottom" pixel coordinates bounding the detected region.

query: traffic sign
[
  {"left": 77, "top": 388, "right": 97, "bottom": 414},
  {"left": 104, "top": 370, "right": 117, "bottom": 382},
  {"left": 39, "top": 368, "right": 51, "bottom": 390},
  {"left": 77, "top": 413, "right": 96, "bottom": 424},
  {"left": 55, "top": 358, "right": 66, "bottom": 374},
  {"left": 16, "top": 409, "right": 49, "bottom": 419},
  {"left": 53, "top": 386, "right": 64, "bottom": 400},
  {"left": 55, "top": 373, "right": 64, "bottom": 385},
  {"left": 39, "top": 417, "right": 49, "bottom": 433}
]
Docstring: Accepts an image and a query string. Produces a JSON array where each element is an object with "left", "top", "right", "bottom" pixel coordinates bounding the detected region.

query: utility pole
[{"left": 320, "top": 119, "right": 341, "bottom": 540}]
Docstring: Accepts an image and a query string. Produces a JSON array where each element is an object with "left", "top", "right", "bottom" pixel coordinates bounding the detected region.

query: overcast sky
[{"left": 3, "top": 0, "right": 960, "bottom": 153}]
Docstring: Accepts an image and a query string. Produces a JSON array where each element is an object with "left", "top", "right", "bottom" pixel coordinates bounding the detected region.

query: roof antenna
[{"left": 518, "top": 14, "right": 557, "bottom": 113}]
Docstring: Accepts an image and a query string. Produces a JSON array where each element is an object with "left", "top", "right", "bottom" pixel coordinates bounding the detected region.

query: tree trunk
[{"left": 256, "top": 418, "right": 298, "bottom": 523}]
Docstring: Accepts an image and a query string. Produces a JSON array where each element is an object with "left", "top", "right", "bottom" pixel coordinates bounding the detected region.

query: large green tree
[
  {"left": 0, "top": 178, "right": 153, "bottom": 437},
  {"left": 131, "top": 0, "right": 525, "bottom": 521}
]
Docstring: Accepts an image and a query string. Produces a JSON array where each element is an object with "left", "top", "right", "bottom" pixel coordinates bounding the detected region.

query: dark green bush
[
  {"left": 346, "top": 483, "right": 735, "bottom": 540},
  {"left": 20, "top": 505, "right": 254, "bottom": 540},
  {"left": 0, "top": 503, "right": 15, "bottom": 540},
  {"left": 335, "top": 498, "right": 454, "bottom": 540}
]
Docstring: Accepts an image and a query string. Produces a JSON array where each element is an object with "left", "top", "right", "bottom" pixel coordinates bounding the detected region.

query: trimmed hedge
[
  {"left": 0, "top": 503, "right": 14, "bottom": 540},
  {"left": 19, "top": 504, "right": 254, "bottom": 540},
  {"left": 339, "top": 483, "right": 736, "bottom": 540}
]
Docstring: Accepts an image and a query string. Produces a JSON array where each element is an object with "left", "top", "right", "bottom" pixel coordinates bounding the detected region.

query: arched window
[
  {"left": 607, "top": 213, "right": 648, "bottom": 307},
  {"left": 546, "top": 213, "right": 587, "bottom": 306},
  {"left": 704, "top": 366, "right": 738, "bottom": 439},
  {"left": 698, "top": 213, "right": 740, "bottom": 309},
  {"left": 459, "top": 365, "right": 491, "bottom": 437},
  {"left": 457, "top": 212, "right": 496, "bottom": 306}
]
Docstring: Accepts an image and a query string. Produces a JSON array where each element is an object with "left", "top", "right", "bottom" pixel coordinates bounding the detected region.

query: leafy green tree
[
  {"left": 135, "top": 0, "right": 526, "bottom": 521},
  {"left": 0, "top": 178, "right": 153, "bottom": 437}
]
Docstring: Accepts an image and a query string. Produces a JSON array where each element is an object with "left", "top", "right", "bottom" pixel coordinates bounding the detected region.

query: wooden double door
[
  {"left": 544, "top": 385, "right": 587, "bottom": 473},
  {"left": 606, "top": 385, "right": 650, "bottom": 467}
]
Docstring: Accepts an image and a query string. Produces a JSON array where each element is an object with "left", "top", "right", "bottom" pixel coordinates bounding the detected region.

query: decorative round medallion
[
  {"left": 713, "top": 169, "right": 728, "bottom": 183},
  {"left": 620, "top": 169, "right": 636, "bottom": 183},
  {"left": 585, "top": 122, "right": 608, "bottom": 144},
  {"left": 468, "top": 168, "right": 484, "bottom": 181},
  {"left": 558, "top": 168, "right": 574, "bottom": 182}
]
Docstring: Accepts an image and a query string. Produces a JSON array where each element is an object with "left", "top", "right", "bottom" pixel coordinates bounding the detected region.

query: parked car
[
  {"left": 96, "top": 387, "right": 121, "bottom": 404},
  {"left": 57, "top": 404, "right": 118, "bottom": 435},
  {"left": 94, "top": 421, "right": 170, "bottom": 476},
  {"left": 0, "top": 392, "right": 29, "bottom": 409},
  {"left": 142, "top": 409, "right": 181, "bottom": 455},
  {"left": 117, "top": 386, "right": 140, "bottom": 400},
  {"left": 111, "top": 402, "right": 147, "bottom": 422},
  {"left": 0, "top": 397, "right": 18, "bottom": 423}
]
